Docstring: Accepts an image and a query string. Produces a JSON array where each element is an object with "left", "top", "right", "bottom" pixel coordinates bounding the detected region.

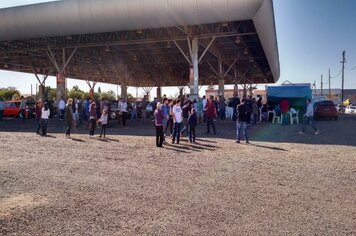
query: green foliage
[
  {"left": 101, "top": 90, "right": 116, "bottom": 100},
  {"left": 68, "top": 86, "right": 85, "bottom": 99},
  {"left": 43, "top": 87, "right": 57, "bottom": 100},
  {"left": 126, "top": 93, "right": 134, "bottom": 102},
  {"left": 0, "top": 87, "right": 21, "bottom": 100}
]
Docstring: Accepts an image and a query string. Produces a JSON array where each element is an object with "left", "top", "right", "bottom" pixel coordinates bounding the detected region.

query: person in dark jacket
[
  {"left": 231, "top": 95, "right": 241, "bottom": 121},
  {"left": 35, "top": 100, "right": 42, "bottom": 135},
  {"left": 244, "top": 96, "right": 253, "bottom": 124},
  {"left": 89, "top": 102, "right": 97, "bottom": 137},
  {"left": 236, "top": 99, "right": 249, "bottom": 144},
  {"left": 154, "top": 102, "right": 165, "bottom": 147},
  {"left": 188, "top": 108, "right": 198, "bottom": 143},
  {"left": 65, "top": 98, "right": 74, "bottom": 138}
]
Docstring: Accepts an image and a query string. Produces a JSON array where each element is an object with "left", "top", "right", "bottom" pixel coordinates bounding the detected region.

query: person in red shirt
[
  {"left": 205, "top": 96, "right": 217, "bottom": 135},
  {"left": 280, "top": 98, "right": 289, "bottom": 125}
]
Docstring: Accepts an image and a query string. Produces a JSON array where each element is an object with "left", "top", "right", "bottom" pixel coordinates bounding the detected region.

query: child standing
[
  {"left": 98, "top": 109, "right": 108, "bottom": 139},
  {"left": 188, "top": 108, "right": 198, "bottom": 143}
]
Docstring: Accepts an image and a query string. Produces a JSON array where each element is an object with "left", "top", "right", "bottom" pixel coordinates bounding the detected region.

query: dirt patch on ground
[{"left": 0, "top": 194, "right": 48, "bottom": 217}]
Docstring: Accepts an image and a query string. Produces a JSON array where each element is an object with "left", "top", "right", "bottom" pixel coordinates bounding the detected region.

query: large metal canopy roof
[{"left": 0, "top": 0, "right": 280, "bottom": 87}]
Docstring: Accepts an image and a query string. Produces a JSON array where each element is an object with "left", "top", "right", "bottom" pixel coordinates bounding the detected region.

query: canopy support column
[
  {"left": 218, "top": 56, "right": 224, "bottom": 97},
  {"left": 46, "top": 46, "right": 77, "bottom": 100},
  {"left": 86, "top": 80, "right": 97, "bottom": 100},
  {"left": 32, "top": 67, "right": 49, "bottom": 100},
  {"left": 190, "top": 37, "right": 199, "bottom": 97}
]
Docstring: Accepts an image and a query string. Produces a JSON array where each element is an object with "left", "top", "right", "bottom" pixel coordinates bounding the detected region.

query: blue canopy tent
[{"left": 266, "top": 84, "right": 312, "bottom": 109}]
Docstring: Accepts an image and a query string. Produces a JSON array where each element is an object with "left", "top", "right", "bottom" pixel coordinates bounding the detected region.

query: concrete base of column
[
  {"left": 56, "top": 73, "right": 66, "bottom": 100},
  {"left": 121, "top": 84, "right": 127, "bottom": 99},
  {"left": 218, "top": 79, "right": 225, "bottom": 97},
  {"left": 39, "top": 85, "right": 45, "bottom": 101},
  {"left": 156, "top": 86, "right": 162, "bottom": 101}
]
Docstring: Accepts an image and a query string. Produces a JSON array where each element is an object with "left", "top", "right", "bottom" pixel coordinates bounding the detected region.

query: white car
[{"left": 345, "top": 105, "right": 356, "bottom": 114}]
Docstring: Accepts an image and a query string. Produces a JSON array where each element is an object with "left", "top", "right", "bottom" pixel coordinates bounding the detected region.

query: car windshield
[{"left": 319, "top": 101, "right": 334, "bottom": 106}]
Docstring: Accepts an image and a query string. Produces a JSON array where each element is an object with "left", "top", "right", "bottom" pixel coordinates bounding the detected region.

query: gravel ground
[{"left": 0, "top": 115, "right": 355, "bottom": 235}]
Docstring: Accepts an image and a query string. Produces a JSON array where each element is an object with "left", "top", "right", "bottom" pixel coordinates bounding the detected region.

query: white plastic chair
[
  {"left": 291, "top": 110, "right": 299, "bottom": 125},
  {"left": 272, "top": 110, "right": 280, "bottom": 124}
]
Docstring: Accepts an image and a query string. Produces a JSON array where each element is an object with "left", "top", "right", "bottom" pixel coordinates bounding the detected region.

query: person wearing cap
[{"left": 154, "top": 102, "right": 165, "bottom": 147}]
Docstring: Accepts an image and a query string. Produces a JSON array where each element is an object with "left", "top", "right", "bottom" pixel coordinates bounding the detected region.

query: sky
[{"left": 0, "top": 0, "right": 356, "bottom": 97}]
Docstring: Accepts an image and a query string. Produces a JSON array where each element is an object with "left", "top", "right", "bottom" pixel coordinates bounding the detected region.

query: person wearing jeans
[
  {"left": 154, "top": 103, "right": 165, "bottom": 147},
  {"left": 41, "top": 102, "right": 50, "bottom": 136},
  {"left": 300, "top": 99, "right": 319, "bottom": 135},
  {"left": 172, "top": 99, "right": 183, "bottom": 144},
  {"left": 236, "top": 99, "right": 249, "bottom": 143}
]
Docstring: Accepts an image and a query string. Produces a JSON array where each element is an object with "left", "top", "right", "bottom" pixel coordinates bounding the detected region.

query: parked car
[
  {"left": 345, "top": 105, "right": 356, "bottom": 114},
  {"left": 314, "top": 100, "right": 338, "bottom": 120},
  {"left": 3, "top": 101, "right": 35, "bottom": 118}
]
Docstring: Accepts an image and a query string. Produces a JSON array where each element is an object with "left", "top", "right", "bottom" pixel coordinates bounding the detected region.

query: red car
[
  {"left": 4, "top": 101, "right": 34, "bottom": 118},
  {"left": 314, "top": 100, "right": 338, "bottom": 120}
]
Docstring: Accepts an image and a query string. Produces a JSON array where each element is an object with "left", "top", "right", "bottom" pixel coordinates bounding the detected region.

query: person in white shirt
[
  {"left": 172, "top": 99, "right": 183, "bottom": 144},
  {"left": 118, "top": 98, "right": 128, "bottom": 126},
  {"left": 98, "top": 109, "right": 108, "bottom": 139},
  {"left": 41, "top": 102, "right": 50, "bottom": 136},
  {"left": 58, "top": 97, "right": 66, "bottom": 120},
  {"left": 299, "top": 99, "right": 319, "bottom": 135}
]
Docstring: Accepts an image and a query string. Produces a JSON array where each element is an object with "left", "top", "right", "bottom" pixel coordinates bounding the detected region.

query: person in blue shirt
[
  {"left": 161, "top": 98, "right": 170, "bottom": 140},
  {"left": 0, "top": 97, "right": 4, "bottom": 121},
  {"left": 188, "top": 108, "right": 198, "bottom": 143}
]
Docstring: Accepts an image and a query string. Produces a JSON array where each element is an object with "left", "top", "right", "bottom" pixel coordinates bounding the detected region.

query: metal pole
[
  {"left": 341, "top": 51, "right": 346, "bottom": 111},
  {"left": 191, "top": 37, "right": 199, "bottom": 97},
  {"left": 320, "top": 74, "right": 323, "bottom": 96},
  {"left": 328, "top": 68, "right": 331, "bottom": 99},
  {"left": 313, "top": 80, "right": 316, "bottom": 96}
]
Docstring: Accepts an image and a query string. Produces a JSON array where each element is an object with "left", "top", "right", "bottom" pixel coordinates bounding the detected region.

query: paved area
[{"left": 0, "top": 115, "right": 355, "bottom": 235}]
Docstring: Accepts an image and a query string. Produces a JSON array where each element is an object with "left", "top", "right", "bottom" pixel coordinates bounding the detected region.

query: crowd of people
[{"left": 2, "top": 92, "right": 319, "bottom": 145}]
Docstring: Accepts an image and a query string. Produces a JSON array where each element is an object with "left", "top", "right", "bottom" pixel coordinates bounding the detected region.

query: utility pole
[
  {"left": 320, "top": 74, "right": 323, "bottom": 96},
  {"left": 328, "top": 68, "right": 331, "bottom": 99},
  {"left": 313, "top": 80, "right": 316, "bottom": 96},
  {"left": 341, "top": 51, "right": 346, "bottom": 111}
]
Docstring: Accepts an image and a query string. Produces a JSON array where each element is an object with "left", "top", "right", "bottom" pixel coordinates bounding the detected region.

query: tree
[
  {"left": 126, "top": 93, "right": 134, "bottom": 102},
  {"left": 43, "top": 87, "right": 56, "bottom": 100},
  {"left": 68, "top": 86, "right": 85, "bottom": 99},
  {"left": 0, "top": 87, "right": 21, "bottom": 100},
  {"left": 101, "top": 90, "right": 116, "bottom": 100}
]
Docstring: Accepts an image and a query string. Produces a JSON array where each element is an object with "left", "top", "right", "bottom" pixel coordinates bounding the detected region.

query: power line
[
  {"left": 346, "top": 65, "right": 356, "bottom": 71},
  {"left": 330, "top": 69, "right": 342, "bottom": 79}
]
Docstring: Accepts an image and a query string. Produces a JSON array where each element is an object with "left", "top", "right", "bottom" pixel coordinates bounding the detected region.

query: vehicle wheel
[{"left": 110, "top": 111, "right": 117, "bottom": 120}]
